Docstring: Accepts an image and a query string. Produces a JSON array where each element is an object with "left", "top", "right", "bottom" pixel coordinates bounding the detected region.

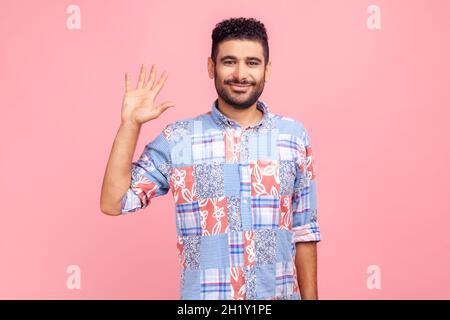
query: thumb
[{"left": 157, "top": 101, "right": 176, "bottom": 113}]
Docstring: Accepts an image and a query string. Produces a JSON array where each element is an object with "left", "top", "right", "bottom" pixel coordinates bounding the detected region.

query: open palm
[{"left": 121, "top": 64, "right": 175, "bottom": 125}]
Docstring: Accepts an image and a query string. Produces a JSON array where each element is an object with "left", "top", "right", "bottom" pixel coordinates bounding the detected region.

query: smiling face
[{"left": 208, "top": 39, "right": 271, "bottom": 109}]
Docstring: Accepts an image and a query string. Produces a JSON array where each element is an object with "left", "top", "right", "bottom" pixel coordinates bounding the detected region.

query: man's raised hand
[{"left": 121, "top": 64, "right": 176, "bottom": 126}]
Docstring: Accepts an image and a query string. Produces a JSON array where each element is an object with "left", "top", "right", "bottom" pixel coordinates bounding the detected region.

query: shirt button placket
[{"left": 239, "top": 128, "right": 252, "bottom": 224}]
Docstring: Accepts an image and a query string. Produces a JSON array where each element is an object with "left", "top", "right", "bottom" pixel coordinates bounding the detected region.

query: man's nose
[{"left": 233, "top": 61, "right": 247, "bottom": 81}]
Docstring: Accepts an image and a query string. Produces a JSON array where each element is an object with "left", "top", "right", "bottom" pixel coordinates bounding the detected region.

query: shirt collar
[{"left": 211, "top": 98, "right": 270, "bottom": 129}]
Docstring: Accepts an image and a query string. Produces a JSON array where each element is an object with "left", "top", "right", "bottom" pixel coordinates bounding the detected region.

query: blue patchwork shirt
[{"left": 121, "top": 99, "right": 321, "bottom": 300}]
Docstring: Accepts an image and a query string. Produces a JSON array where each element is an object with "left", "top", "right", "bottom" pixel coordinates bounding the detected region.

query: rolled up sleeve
[
  {"left": 291, "top": 126, "right": 321, "bottom": 243},
  {"left": 121, "top": 131, "right": 171, "bottom": 214}
]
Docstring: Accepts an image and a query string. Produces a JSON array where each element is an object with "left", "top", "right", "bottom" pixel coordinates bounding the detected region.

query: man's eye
[{"left": 223, "top": 61, "right": 259, "bottom": 65}]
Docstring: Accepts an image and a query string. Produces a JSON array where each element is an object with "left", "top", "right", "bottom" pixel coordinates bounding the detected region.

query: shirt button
[{"left": 242, "top": 199, "right": 247, "bottom": 204}]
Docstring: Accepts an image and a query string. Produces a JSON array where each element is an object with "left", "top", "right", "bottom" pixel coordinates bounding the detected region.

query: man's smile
[{"left": 228, "top": 83, "right": 252, "bottom": 92}]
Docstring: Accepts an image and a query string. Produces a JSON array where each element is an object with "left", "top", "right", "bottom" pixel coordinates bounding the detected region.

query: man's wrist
[{"left": 120, "top": 119, "right": 142, "bottom": 130}]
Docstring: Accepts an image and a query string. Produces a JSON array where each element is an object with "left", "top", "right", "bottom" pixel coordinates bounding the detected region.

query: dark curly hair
[{"left": 211, "top": 17, "right": 269, "bottom": 66}]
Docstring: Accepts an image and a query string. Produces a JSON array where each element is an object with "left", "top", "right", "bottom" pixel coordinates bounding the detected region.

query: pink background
[{"left": 1, "top": 0, "right": 449, "bottom": 299}]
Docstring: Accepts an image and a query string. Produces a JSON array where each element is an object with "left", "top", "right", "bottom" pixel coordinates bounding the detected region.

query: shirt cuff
[
  {"left": 120, "top": 188, "right": 144, "bottom": 214},
  {"left": 292, "top": 222, "right": 321, "bottom": 243}
]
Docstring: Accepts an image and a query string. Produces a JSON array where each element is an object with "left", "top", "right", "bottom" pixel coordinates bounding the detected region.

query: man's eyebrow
[{"left": 220, "top": 55, "right": 263, "bottom": 63}]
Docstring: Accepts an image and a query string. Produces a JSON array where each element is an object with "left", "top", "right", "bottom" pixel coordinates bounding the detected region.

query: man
[{"left": 100, "top": 17, "right": 321, "bottom": 300}]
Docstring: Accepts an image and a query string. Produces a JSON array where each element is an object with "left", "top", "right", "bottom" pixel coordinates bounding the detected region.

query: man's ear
[
  {"left": 207, "top": 57, "right": 215, "bottom": 79},
  {"left": 264, "top": 60, "right": 271, "bottom": 82}
]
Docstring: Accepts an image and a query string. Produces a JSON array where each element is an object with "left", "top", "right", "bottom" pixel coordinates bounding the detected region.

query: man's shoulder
[
  {"left": 271, "top": 113, "right": 308, "bottom": 138},
  {"left": 160, "top": 111, "right": 212, "bottom": 142}
]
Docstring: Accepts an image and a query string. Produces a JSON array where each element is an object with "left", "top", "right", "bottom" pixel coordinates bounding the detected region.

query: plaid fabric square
[
  {"left": 180, "top": 269, "right": 201, "bottom": 299},
  {"left": 192, "top": 131, "right": 225, "bottom": 163},
  {"left": 228, "top": 231, "right": 244, "bottom": 267},
  {"left": 239, "top": 164, "right": 251, "bottom": 198},
  {"left": 277, "top": 134, "right": 304, "bottom": 161},
  {"left": 175, "top": 202, "right": 202, "bottom": 236},
  {"left": 255, "top": 264, "right": 276, "bottom": 297},
  {"left": 278, "top": 195, "right": 292, "bottom": 230},
  {"left": 248, "top": 129, "right": 278, "bottom": 160},
  {"left": 199, "top": 197, "right": 229, "bottom": 236},
  {"left": 230, "top": 267, "right": 246, "bottom": 300},
  {"left": 251, "top": 196, "right": 280, "bottom": 229},
  {"left": 170, "top": 166, "right": 197, "bottom": 204},
  {"left": 240, "top": 196, "right": 252, "bottom": 230},
  {"left": 276, "top": 229, "right": 295, "bottom": 262},
  {"left": 223, "top": 164, "right": 241, "bottom": 197},
  {"left": 200, "top": 234, "right": 230, "bottom": 268},
  {"left": 292, "top": 182, "right": 317, "bottom": 227},
  {"left": 201, "top": 268, "right": 231, "bottom": 299},
  {"left": 276, "top": 261, "right": 295, "bottom": 297},
  {"left": 250, "top": 160, "right": 280, "bottom": 196},
  {"left": 292, "top": 183, "right": 311, "bottom": 212}
]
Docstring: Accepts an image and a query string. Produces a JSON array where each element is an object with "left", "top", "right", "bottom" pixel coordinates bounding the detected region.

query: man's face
[{"left": 208, "top": 39, "right": 271, "bottom": 109}]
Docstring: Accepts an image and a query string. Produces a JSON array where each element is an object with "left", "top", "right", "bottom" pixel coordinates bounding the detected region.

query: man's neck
[{"left": 216, "top": 97, "right": 263, "bottom": 129}]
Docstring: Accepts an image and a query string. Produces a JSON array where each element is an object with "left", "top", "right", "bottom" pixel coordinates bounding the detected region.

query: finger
[
  {"left": 144, "top": 64, "right": 156, "bottom": 89},
  {"left": 145, "top": 64, "right": 157, "bottom": 90},
  {"left": 125, "top": 72, "right": 132, "bottom": 92},
  {"left": 151, "top": 71, "right": 169, "bottom": 97},
  {"left": 137, "top": 64, "right": 146, "bottom": 89},
  {"left": 157, "top": 101, "right": 176, "bottom": 114}
]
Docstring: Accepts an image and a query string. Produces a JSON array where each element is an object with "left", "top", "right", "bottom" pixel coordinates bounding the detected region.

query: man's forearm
[
  {"left": 295, "top": 241, "right": 318, "bottom": 299},
  {"left": 100, "top": 121, "right": 141, "bottom": 215}
]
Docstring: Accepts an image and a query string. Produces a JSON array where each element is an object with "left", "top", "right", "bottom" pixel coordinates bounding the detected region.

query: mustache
[{"left": 224, "top": 79, "right": 256, "bottom": 86}]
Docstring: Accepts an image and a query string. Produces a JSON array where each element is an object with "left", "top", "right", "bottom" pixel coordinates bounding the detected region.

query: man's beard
[{"left": 214, "top": 71, "right": 265, "bottom": 110}]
